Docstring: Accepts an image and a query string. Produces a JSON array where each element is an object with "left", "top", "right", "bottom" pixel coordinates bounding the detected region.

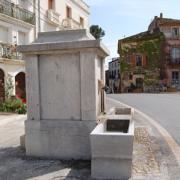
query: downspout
[
  {"left": 33, "top": 0, "right": 36, "bottom": 39},
  {"left": 38, "top": 0, "right": 41, "bottom": 33}
]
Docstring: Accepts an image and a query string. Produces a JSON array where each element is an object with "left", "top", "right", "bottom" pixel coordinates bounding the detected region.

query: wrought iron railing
[
  {"left": 0, "top": 43, "right": 22, "bottom": 60},
  {"left": 166, "top": 55, "right": 180, "bottom": 66},
  {"left": 0, "top": 0, "right": 35, "bottom": 25},
  {"left": 133, "top": 67, "right": 146, "bottom": 74},
  {"left": 62, "top": 18, "right": 83, "bottom": 29}
]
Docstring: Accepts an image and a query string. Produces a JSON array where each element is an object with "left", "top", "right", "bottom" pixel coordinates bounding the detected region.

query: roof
[
  {"left": 119, "top": 30, "right": 162, "bottom": 43},
  {"left": 148, "top": 16, "right": 180, "bottom": 31},
  {"left": 154, "top": 17, "right": 180, "bottom": 26},
  {"left": 109, "top": 57, "right": 119, "bottom": 63}
]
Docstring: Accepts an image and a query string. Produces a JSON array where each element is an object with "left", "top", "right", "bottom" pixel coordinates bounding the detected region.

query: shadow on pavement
[{"left": 0, "top": 146, "right": 91, "bottom": 180}]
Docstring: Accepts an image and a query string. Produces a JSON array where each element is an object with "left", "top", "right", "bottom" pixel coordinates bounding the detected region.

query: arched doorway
[
  {"left": 15, "top": 72, "right": 26, "bottom": 103},
  {"left": 0, "top": 69, "right": 5, "bottom": 103}
]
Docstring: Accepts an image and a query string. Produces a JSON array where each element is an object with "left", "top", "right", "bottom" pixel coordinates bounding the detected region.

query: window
[
  {"left": 172, "top": 71, "right": 179, "bottom": 80},
  {"left": 48, "top": 0, "right": 55, "bottom": 10},
  {"left": 136, "top": 55, "right": 142, "bottom": 66},
  {"left": 18, "top": 31, "right": 26, "bottom": 45},
  {"left": 114, "top": 70, "right": 116, "bottom": 77},
  {"left": 171, "top": 47, "right": 180, "bottom": 61},
  {"left": 66, "top": 6, "right": 72, "bottom": 18},
  {"left": 80, "top": 17, "right": 84, "bottom": 28},
  {"left": 172, "top": 27, "right": 179, "bottom": 38},
  {"left": 172, "top": 71, "right": 179, "bottom": 85},
  {"left": 0, "top": 26, "right": 8, "bottom": 43},
  {"left": 126, "top": 55, "right": 131, "bottom": 64}
]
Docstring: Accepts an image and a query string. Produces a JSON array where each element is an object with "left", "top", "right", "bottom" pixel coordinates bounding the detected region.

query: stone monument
[{"left": 18, "top": 29, "right": 109, "bottom": 160}]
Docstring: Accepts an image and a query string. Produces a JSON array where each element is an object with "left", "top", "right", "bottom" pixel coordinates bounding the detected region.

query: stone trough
[
  {"left": 91, "top": 107, "right": 134, "bottom": 179},
  {"left": 107, "top": 107, "right": 134, "bottom": 120}
]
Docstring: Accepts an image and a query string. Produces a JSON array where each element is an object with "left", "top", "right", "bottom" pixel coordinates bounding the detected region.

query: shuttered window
[
  {"left": 18, "top": 31, "right": 26, "bottom": 45},
  {"left": 0, "top": 26, "right": 8, "bottom": 43}
]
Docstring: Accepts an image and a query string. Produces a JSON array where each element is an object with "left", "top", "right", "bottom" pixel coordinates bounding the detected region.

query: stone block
[{"left": 25, "top": 120, "right": 96, "bottom": 160}]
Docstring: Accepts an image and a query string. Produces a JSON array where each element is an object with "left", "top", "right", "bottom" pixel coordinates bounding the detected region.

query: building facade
[
  {"left": 108, "top": 57, "right": 120, "bottom": 93},
  {"left": 118, "top": 13, "right": 180, "bottom": 92},
  {"left": 148, "top": 13, "right": 180, "bottom": 90},
  {"left": 0, "top": 0, "right": 90, "bottom": 102}
]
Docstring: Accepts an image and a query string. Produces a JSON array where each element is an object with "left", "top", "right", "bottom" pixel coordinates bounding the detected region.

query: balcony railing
[
  {"left": 0, "top": 43, "right": 22, "bottom": 60},
  {"left": 133, "top": 67, "right": 146, "bottom": 74},
  {"left": 47, "top": 9, "right": 60, "bottom": 25},
  {"left": 0, "top": 0, "right": 35, "bottom": 25},
  {"left": 166, "top": 56, "right": 180, "bottom": 66},
  {"left": 62, "top": 18, "right": 83, "bottom": 29}
]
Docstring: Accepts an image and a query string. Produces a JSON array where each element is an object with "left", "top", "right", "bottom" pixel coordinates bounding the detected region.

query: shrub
[{"left": 0, "top": 99, "right": 27, "bottom": 114}]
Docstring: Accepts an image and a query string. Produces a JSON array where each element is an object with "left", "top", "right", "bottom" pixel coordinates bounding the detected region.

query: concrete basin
[{"left": 90, "top": 117, "right": 134, "bottom": 179}]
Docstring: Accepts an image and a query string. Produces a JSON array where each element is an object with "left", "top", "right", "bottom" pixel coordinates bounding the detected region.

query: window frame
[
  {"left": 172, "top": 27, "right": 179, "bottom": 38},
  {"left": 66, "top": 6, "right": 72, "bottom": 18},
  {"left": 136, "top": 55, "right": 143, "bottom": 67}
]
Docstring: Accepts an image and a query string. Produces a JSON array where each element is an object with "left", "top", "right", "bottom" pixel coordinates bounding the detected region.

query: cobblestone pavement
[{"left": 0, "top": 99, "right": 179, "bottom": 180}]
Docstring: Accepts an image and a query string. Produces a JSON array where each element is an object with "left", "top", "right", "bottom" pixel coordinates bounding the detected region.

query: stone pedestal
[{"left": 18, "top": 29, "right": 109, "bottom": 160}]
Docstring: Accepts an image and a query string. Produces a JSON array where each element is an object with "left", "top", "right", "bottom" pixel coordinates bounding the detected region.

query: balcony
[
  {"left": 0, "top": 0, "right": 35, "bottom": 25},
  {"left": 166, "top": 56, "right": 180, "bottom": 66},
  {"left": 47, "top": 9, "right": 60, "bottom": 25},
  {"left": 0, "top": 43, "right": 22, "bottom": 60},
  {"left": 133, "top": 67, "right": 146, "bottom": 75},
  {"left": 62, "top": 18, "right": 83, "bottom": 29}
]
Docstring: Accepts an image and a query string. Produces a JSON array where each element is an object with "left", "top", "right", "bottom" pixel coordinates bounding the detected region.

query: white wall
[{"left": 38, "top": 0, "right": 90, "bottom": 33}]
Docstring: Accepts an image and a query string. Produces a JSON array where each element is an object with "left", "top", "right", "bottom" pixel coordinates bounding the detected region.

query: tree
[{"left": 90, "top": 25, "right": 105, "bottom": 39}]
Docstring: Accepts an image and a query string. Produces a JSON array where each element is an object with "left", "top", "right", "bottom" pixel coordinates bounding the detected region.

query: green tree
[{"left": 90, "top": 25, "right": 105, "bottom": 39}]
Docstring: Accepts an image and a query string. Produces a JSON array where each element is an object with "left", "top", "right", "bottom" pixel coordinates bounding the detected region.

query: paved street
[
  {"left": 0, "top": 102, "right": 180, "bottom": 179},
  {"left": 108, "top": 93, "right": 180, "bottom": 145}
]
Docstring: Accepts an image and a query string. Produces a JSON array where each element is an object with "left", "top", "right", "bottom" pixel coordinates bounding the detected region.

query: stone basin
[
  {"left": 107, "top": 107, "right": 134, "bottom": 121},
  {"left": 90, "top": 117, "right": 134, "bottom": 179}
]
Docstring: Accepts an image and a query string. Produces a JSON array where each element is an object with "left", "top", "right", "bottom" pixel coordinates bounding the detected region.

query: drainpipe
[
  {"left": 33, "top": 0, "right": 36, "bottom": 39},
  {"left": 38, "top": 0, "right": 41, "bottom": 33}
]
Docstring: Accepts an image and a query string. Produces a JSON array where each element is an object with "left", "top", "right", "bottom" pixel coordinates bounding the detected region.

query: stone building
[
  {"left": 118, "top": 13, "right": 180, "bottom": 92},
  {"left": 108, "top": 57, "right": 120, "bottom": 93},
  {"left": 0, "top": 0, "right": 89, "bottom": 102},
  {"left": 148, "top": 13, "right": 180, "bottom": 90}
]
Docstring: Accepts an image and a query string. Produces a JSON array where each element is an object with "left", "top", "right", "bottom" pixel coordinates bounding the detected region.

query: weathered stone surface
[
  {"left": 18, "top": 29, "right": 109, "bottom": 160},
  {"left": 25, "top": 120, "right": 96, "bottom": 159}
]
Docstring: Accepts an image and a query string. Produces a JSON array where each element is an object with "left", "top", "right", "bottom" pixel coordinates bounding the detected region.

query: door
[{"left": 136, "top": 78, "right": 143, "bottom": 89}]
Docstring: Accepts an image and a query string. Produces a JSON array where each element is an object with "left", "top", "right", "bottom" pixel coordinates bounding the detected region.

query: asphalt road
[{"left": 108, "top": 93, "right": 180, "bottom": 145}]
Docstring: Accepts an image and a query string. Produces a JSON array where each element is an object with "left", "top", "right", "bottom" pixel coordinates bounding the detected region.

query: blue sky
[{"left": 85, "top": 0, "right": 179, "bottom": 60}]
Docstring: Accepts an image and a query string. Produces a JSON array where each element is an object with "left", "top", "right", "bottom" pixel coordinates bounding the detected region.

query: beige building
[{"left": 0, "top": 0, "right": 90, "bottom": 102}]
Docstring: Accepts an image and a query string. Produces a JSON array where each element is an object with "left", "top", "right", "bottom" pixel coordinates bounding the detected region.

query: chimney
[
  {"left": 154, "top": 16, "right": 158, "bottom": 20},
  {"left": 160, "top": 13, "right": 163, "bottom": 19}
]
